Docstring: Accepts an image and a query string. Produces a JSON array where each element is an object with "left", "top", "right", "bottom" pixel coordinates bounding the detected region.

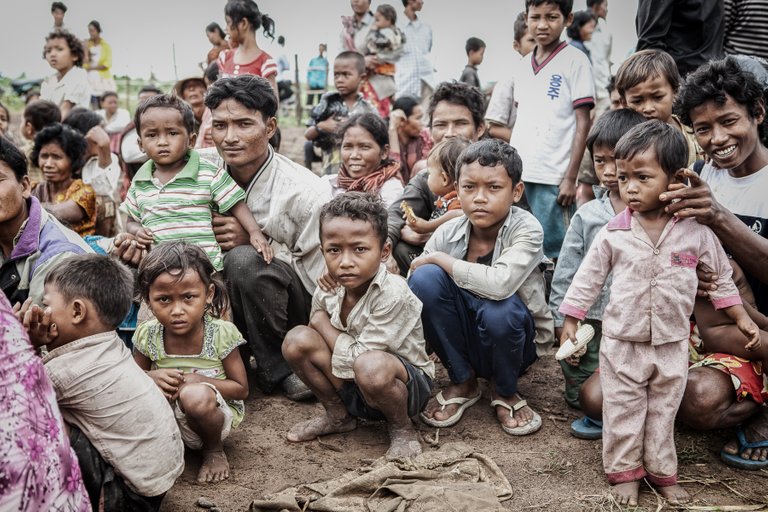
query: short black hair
[
  {"left": 586, "top": 0, "right": 605, "bottom": 8},
  {"left": 513, "top": 12, "right": 529, "bottom": 43},
  {"left": 320, "top": 192, "right": 388, "bottom": 247},
  {"left": 335, "top": 51, "right": 366, "bottom": 75},
  {"left": 566, "top": 10, "right": 596, "bottom": 41},
  {"left": 204, "top": 75, "right": 278, "bottom": 119},
  {"left": 614, "top": 120, "right": 687, "bottom": 177},
  {"left": 24, "top": 100, "right": 62, "bottom": 132},
  {"left": 615, "top": 49, "right": 681, "bottom": 98},
  {"left": 376, "top": 4, "right": 397, "bottom": 24},
  {"left": 51, "top": 2, "right": 67, "bottom": 13},
  {"left": 456, "top": 139, "right": 523, "bottom": 184},
  {"left": 88, "top": 20, "right": 102, "bottom": 33},
  {"left": 31, "top": 123, "right": 88, "bottom": 177},
  {"left": 134, "top": 94, "right": 195, "bottom": 135},
  {"left": 465, "top": 37, "right": 486, "bottom": 55},
  {"left": 44, "top": 30, "right": 85, "bottom": 67},
  {"left": 100, "top": 91, "right": 118, "bottom": 102},
  {"left": 674, "top": 56, "right": 768, "bottom": 143},
  {"left": 586, "top": 108, "right": 646, "bottom": 156},
  {"left": 45, "top": 254, "right": 133, "bottom": 329},
  {"left": 526, "top": 0, "right": 573, "bottom": 17},
  {"left": 0, "top": 136, "right": 29, "bottom": 181},
  {"left": 428, "top": 81, "right": 486, "bottom": 131},
  {"left": 224, "top": 0, "right": 276, "bottom": 40},
  {"left": 392, "top": 95, "right": 420, "bottom": 118},
  {"left": 63, "top": 107, "right": 102, "bottom": 135},
  {"left": 429, "top": 136, "right": 472, "bottom": 182},
  {"left": 204, "top": 61, "right": 220, "bottom": 84}
]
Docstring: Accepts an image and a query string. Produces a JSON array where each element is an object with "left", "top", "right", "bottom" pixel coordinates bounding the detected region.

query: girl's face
[
  {"left": 340, "top": 125, "right": 387, "bottom": 179},
  {"left": 101, "top": 95, "right": 118, "bottom": 115},
  {"left": 374, "top": 11, "right": 392, "bottom": 29},
  {"left": 38, "top": 141, "right": 73, "bottom": 184},
  {"left": 622, "top": 75, "right": 675, "bottom": 123},
  {"left": 225, "top": 16, "right": 244, "bottom": 44},
  {"left": 426, "top": 152, "right": 454, "bottom": 197},
  {"left": 206, "top": 30, "right": 220, "bottom": 45},
  {"left": 579, "top": 19, "right": 596, "bottom": 42},
  {"left": 88, "top": 25, "right": 99, "bottom": 40},
  {"left": 148, "top": 269, "right": 214, "bottom": 338},
  {"left": 44, "top": 37, "right": 78, "bottom": 74},
  {"left": 0, "top": 109, "right": 8, "bottom": 135}
]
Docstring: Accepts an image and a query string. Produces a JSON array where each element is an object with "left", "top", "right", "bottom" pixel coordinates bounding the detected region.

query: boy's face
[
  {"left": 0, "top": 161, "right": 31, "bottom": 228},
  {"left": 617, "top": 148, "right": 672, "bottom": 213},
  {"left": 44, "top": 37, "right": 78, "bottom": 73},
  {"left": 469, "top": 47, "right": 486, "bottom": 66},
  {"left": 137, "top": 107, "right": 194, "bottom": 170},
  {"left": 527, "top": 3, "right": 571, "bottom": 51},
  {"left": 621, "top": 75, "right": 675, "bottom": 123},
  {"left": 334, "top": 58, "right": 364, "bottom": 98},
  {"left": 52, "top": 7, "right": 65, "bottom": 25},
  {"left": 430, "top": 101, "right": 483, "bottom": 144},
  {"left": 689, "top": 93, "right": 765, "bottom": 176},
  {"left": 148, "top": 269, "right": 214, "bottom": 338},
  {"left": 40, "top": 283, "right": 79, "bottom": 350},
  {"left": 592, "top": 143, "right": 618, "bottom": 194},
  {"left": 321, "top": 217, "right": 390, "bottom": 295},
  {"left": 457, "top": 161, "right": 524, "bottom": 232},
  {"left": 210, "top": 98, "right": 277, "bottom": 173},
  {"left": 513, "top": 30, "right": 537, "bottom": 57}
]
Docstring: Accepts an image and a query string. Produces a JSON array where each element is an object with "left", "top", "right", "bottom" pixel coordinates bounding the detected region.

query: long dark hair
[{"left": 224, "top": 0, "right": 275, "bottom": 40}]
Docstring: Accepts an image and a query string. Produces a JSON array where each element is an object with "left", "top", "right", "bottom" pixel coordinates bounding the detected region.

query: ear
[
  {"left": 512, "top": 181, "right": 525, "bottom": 204},
  {"left": 205, "top": 282, "right": 215, "bottom": 306},
  {"left": 475, "top": 120, "right": 486, "bottom": 140},
  {"left": 188, "top": 131, "right": 197, "bottom": 149},
  {"left": 71, "top": 299, "right": 87, "bottom": 325},
  {"left": 380, "top": 239, "right": 392, "bottom": 262},
  {"left": 265, "top": 115, "right": 278, "bottom": 141},
  {"left": 441, "top": 170, "right": 452, "bottom": 187},
  {"left": 380, "top": 143, "right": 390, "bottom": 161},
  {"left": 137, "top": 135, "right": 144, "bottom": 153},
  {"left": 755, "top": 101, "right": 766, "bottom": 125},
  {"left": 513, "top": 40, "right": 521, "bottom": 53},
  {"left": 566, "top": 12, "right": 574, "bottom": 26}
]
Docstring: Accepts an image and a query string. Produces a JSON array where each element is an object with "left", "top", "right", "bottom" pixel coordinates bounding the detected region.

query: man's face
[
  {"left": 210, "top": 98, "right": 277, "bottom": 176},
  {"left": 430, "top": 101, "right": 483, "bottom": 144}
]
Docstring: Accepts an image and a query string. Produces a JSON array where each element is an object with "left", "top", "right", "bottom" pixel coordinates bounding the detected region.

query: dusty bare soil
[{"left": 159, "top": 125, "right": 768, "bottom": 512}]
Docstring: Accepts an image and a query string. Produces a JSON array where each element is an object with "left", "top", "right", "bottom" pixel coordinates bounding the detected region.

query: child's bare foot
[
  {"left": 386, "top": 426, "right": 422, "bottom": 460},
  {"left": 197, "top": 450, "right": 230, "bottom": 483},
  {"left": 658, "top": 484, "right": 690, "bottom": 504},
  {"left": 610, "top": 481, "right": 640, "bottom": 506},
  {"left": 286, "top": 413, "right": 357, "bottom": 442}
]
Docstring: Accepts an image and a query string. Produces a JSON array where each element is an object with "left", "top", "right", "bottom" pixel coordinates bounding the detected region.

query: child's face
[
  {"left": 321, "top": 217, "right": 389, "bottom": 294},
  {"left": 617, "top": 148, "right": 672, "bottom": 213},
  {"left": 622, "top": 75, "right": 675, "bottom": 123},
  {"left": 44, "top": 37, "right": 78, "bottom": 74},
  {"left": 513, "top": 30, "right": 537, "bottom": 57},
  {"left": 225, "top": 15, "right": 243, "bottom": 45},
  {"left": 689, "top": 93, "right": 765, "bottom": 176},
  {"left": 457, "top": 161, "right": 523, "bottom": 231},
  {"left": 148, "top": 269, "right": 214, "bottom": 338},
  {"left": 0, "top": 109, "right": 8, "bottom": 135},
  {"left": 101, "top": 95, "right": 118, "bottom": 115},
  {"left": 52, "top": 7, "right": 65, "bottom": 26},
  {"left": 527, "top": 3, "right": 571, "bottom": 50},
  {"left": 592, "top": 144, "right": 618, "bottom": 194},
  {"left": 40, "top": 283, "right": 77, "bottom": 349},
  {"left": 38, "top": 141, "right": 73, "bottom": 184},
  {"left": 430, "top": 101, "right": 482, "bottom": 144},
  {"left": 426, "top": 152, "right": 454, "bottom": 197},
  {"left": 469, "top": 47, "right": 486, "bottom": 66},
  {"left": 137, "top": 107, "right": 194, "bottom": 171},
  {"left": 340, "top": 125, "right": 387, "bottom": 179},
  {"left": 374, "top": 11, "right": 392, "bottom": 29},
  {"left": 609, "top": 88, "right": 622, "bottom": 111},
  {"left": 334, "top": 58, "right": 364, "bottom": 98}
]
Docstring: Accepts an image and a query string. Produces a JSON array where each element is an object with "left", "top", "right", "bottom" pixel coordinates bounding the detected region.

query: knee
[
  {"left": 678, "top": 369, "right": 730, "bottom": 429},
  {"left": 478, "top": 297, "right": 531, "bottom": 339},
  {"left": 178, "top": 384, "right": 218, "bottom": 418},
  {"left": 282, "top": 326, "right": 317, "bottom": 362},
  {"left": 223, "top": 245, "right": 266, "bottom": 279},
  {"left": 408, "top": 264, "right": 448, "bottom": 302},
  {"left": 353, "top": 351, "right": 396, "bottom": 392},
  {"left": 579, "top": 372, "right": 603, "bottom": 419}
]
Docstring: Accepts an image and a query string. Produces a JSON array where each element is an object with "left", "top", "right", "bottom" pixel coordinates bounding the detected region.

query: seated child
[
  {"left": 559, "top": 120, "right": 760, "bottom": 506},
  {"left": 403, "top": 136, "right": 470, "bottom": 235},
  {"left": 305, "top": 51, "right": 375, "bottom": 176},
  {"left": 548, "top": 109, "right": 645, "bottom": 424},
  {"left": 21, "top": 254, "right": 184, "bottom": 510},
  {"left": 283, "top": 192, "right": 434, "bottom": 459},
  {"left": 133, "top": 242, "right": 249, "bottom": 483},
  {"left": 614, "top": 49, "right": 704, "bottom": 166},
  {"left": 122, "top": 94, "right": 271, "bottom": 271}
]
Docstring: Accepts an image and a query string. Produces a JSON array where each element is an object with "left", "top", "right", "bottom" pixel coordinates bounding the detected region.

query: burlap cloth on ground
[{"left": 250, "top": 442, "right": 512, "bottom": 512}]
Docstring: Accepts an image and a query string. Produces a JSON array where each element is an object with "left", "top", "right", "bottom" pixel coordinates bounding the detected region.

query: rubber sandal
[
  {"left": 490, "top": 399, "right": 542, "bottom": 436},
  {"left": 570, "top": 416, "right": 603, "bottom": 440},
  {"left": 720, "top": 427, "right": 768, "bottom": 470},
  {"left": 419, "top": 390, "right": 482, "bottom": 428}
]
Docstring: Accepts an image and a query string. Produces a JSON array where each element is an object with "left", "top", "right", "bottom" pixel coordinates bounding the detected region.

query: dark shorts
[
  {"left": 338, "top": 355, "right": 433, "bottom": 421},
  {"left": 69, "top": 425, "right": 165, "bottom": 512}
]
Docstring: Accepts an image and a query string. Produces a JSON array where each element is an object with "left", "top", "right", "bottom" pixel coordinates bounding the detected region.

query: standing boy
[
  {"left": 510, "top": 0, "right": 595, "bottom": 259},
  {"left": 459, "top": 37, "right": 486, "bottom": 89},
  {"left": 283, "top": 192, "right": 434, "bottom": 459},
  {"left": 305, "top": 51, "right": 376, "bottom": 175}
]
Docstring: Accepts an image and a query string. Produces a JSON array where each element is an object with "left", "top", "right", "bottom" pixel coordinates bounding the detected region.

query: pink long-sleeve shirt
[{"left": 560, "top": 208, "right": 741, "bottom": 345}]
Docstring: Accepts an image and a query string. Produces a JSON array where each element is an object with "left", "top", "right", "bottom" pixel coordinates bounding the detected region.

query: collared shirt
[
  {"left": 312, "top": 265, "right": 435, "bottom": 380},
  {"left": 550, "top": 191, "right": 616, "bottom": 327},
  {"left": 199, "top": 146, "right": 331, "bottom": 294},
  {"left": 121, "top": 150, "right": 245, "bottom": 271},
  {"left": 561, "top": 209, "right": 742, "bottom": 345},
  {"left": 396, "top": 14, "right": 434, "bottom": 98},
  {"left": 40, "top": 66, "right": 90, "bottom": 109},
  {"left": 584, "top": 18, "right": 613, "bottom": 99},
  {"left": 43, "top": 331, "right": 185, "bottom": 497},
  {"left": 422, "top": 207, "right": 555, "bottom": 355}
]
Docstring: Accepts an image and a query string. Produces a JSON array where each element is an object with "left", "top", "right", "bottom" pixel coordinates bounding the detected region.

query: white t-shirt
[
  {"left": 81, "top": 153, "right": 122, "bottom": 202},
  {"left": 700, "top": 162, "right": 768, "bottom": 238},
  {"left": 40, "top": 66, "right": 90, "bottom": 109},
  {"left": 510, "top": 42, "right": 595, "bottom": 186},
  {"left": 97, "top": 108, "right": 131, "bottom": 134}
]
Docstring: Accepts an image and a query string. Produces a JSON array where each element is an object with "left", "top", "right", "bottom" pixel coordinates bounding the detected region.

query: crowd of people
[{"left": 2, "top": 0, "right": 768, "bottom": 510}]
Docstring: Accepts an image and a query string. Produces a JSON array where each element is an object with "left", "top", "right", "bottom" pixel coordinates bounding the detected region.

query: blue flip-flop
[
  {"left": 720, "top": 428, "right": 768, "bottom": 470},
  {"left": 570, "top": 416, "right": 602, "bottom": 440}
]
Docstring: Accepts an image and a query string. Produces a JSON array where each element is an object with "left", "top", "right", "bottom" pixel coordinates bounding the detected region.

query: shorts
[
  {"left": 690, "top": 354, "right": 767, "bottom": 405},
  {"left": 174, "top": 382, "right": 234, "bottom": 449},
  {"left": 338, "top": 355, "right": 433, "bottom": 421},
  {"left": 524, "top": 182, "right": 575, "bottom": 259}
]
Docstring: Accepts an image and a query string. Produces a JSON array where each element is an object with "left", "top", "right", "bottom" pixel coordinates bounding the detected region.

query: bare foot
[
  {"left": 722, "top": 409, "right": 768, "bottom": 462},
  {"left": 658, "top": 484, "right": 690, "bottom": 504},
  {"left": 610, "top": 481, "right": 640, "bottom": 506},
  {"left": 492, "top": 393, "right": 534, "bottom": 431},
  {"left": 197, "top": 450, "right": 230, "bottom": 483},
  {"left": 286, "top": 414, "right": 357, "bottom": 442},
  {"left": 421, "top": 379, "right": 479, "bottom": 424},
  {"left": 386, "top": 425, "right": 422, "bottom": 460}
]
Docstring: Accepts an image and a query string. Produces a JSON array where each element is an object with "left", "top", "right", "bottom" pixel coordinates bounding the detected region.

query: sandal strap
[
  {"left": 490, "top": 399, "right": 529, "bottom": 417},
  {"left": 435, "top": 390, "right": 480, "bottom": 408}
]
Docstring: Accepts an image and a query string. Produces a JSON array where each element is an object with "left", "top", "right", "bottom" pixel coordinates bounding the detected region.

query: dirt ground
[{"left": 159, "top": 125, "right": 768, "bottom": 512}]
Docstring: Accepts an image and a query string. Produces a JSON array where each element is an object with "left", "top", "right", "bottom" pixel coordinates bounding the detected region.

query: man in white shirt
[{"left": 584, "top": 0, "right": 613, "bottom": 118}]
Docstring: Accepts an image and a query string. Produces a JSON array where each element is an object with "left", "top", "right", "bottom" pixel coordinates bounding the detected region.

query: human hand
[
  {"left": 134, "top": 228, "right": 154, "bottom": 247},
  {"left": 564, "top": 354, "right": 582, "bottom": 367},
  {"left": 557, "top": 179, "right": 577, "bottom": 207},
  {"left": 400, "top": 225, "right": 431, "bottom": 245},
  {"left": 85, "top": 125, "right": 111, "bottom": 149},
  {"left": 695, "top": 261, "right": 718, "bottom": 298},
  {"left": 21, "top": 303, "right": 58, "bottom": 348},
  {"left": 560, "top": 317, "right": 578, "bottom": 346},
  {"left": 389, "top": 109, "right": 406, "bottom": 132},
  {"left": 364, "top": 54, "right": 380, "bottom": 69},
  {"left": 409, "top": 253, "right": 433, "bottom": 272},
  {"left": 148, "top": 369, "right": 185, "bottom": 400},
  {"left": 407, "top": 215, "right": 433, "bottom": 235},
  {"left": 660, "top": 169, "right": 724, "bottom": 226},
  {"left": 739, "top": 317, "right": 761, "bottom": 351},
  {"left": 384, "top": 253, "right": 400, "bottom": 274},
  {"left": 112, "top": 233, "right": 148, "bottom": 267},
  {"left": 212, "top": 212, "right": 250, "bottom": 251},
  {"left": 317, "top": 117, "right": 340, "bottom": 134},
  {"left": 250, "top": 231, "right": 273, "bottom": 264},
  {"left": 317, "top": 271, "right": 339, "bottom": 293}
]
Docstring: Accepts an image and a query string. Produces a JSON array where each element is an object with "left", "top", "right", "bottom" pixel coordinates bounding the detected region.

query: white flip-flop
[
  {"left": 555, "top": 323, "right": 596, "bottom": 361},
  {"left": 490, "top": 399, "right": 543, "bottom": 436},
  {"left": 419, "top": 390, "right": 482, "bottom": 428}
]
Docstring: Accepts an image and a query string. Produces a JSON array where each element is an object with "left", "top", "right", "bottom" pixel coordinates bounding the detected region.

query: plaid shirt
[{"left": 395, "top": 15, "right": 434, "bottom": 98}]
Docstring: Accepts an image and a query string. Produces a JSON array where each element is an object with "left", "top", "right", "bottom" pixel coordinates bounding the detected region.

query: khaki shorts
[{"left": 174, "top": 382, "right": 233, "bottom": 449}]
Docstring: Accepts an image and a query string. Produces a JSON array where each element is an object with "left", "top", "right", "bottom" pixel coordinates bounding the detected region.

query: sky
[{"left": 2, "top": 0, "right": 639, "bottom": 86}]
